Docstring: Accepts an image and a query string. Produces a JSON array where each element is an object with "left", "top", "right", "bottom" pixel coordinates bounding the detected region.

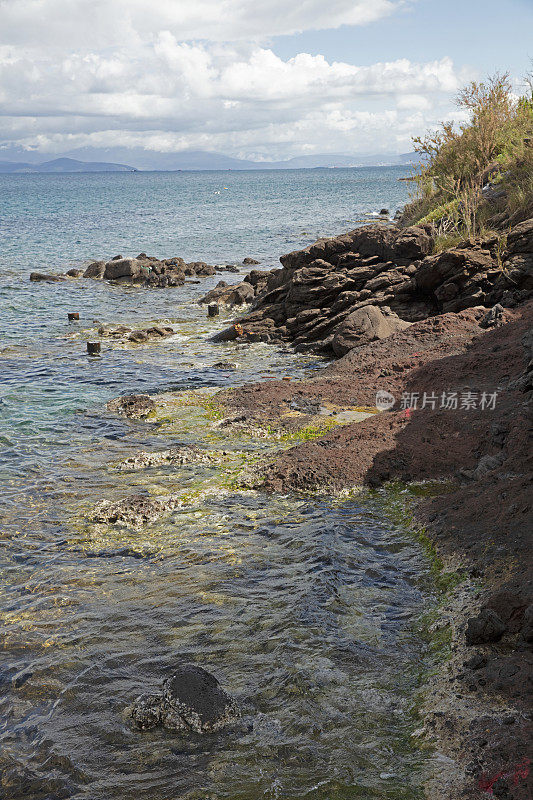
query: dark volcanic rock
[
  {"left": 185, "top": 261, "right": 216, "bottom": 276},
  {"left": 465, "top": 609, "right": 507, "bottom": 645},
  {"left": 79, "top": 253, "right": 218, "bottom": 287},
  {"left": 29, "top": 272, "right": 66, "bottom": 282},
  {"left": 131, "top": 664, "right": 239, "bottom": 734},
  {"left": 214, "top": 219, "right": 532, "bottom": 354},
  {"left": 506, "top": 217, "right": 533, "bottom": 255},
  {"left": 83, "top": 261, "right": 105, "bottom": 279},
  {"left": 131, "top": 695, "right": 162, "bottom": 730},
  {"left": 331, "top": 305, "right": 410, "bottom": 356},
  {"left": 200, "top": 281, "right": 255, "bottom": 306},
  {"left": 103, "top": 257, "right": 143, "bottom": 280},
  {"left": 106, "top": 393, "right": 155, "bottom": 419}
]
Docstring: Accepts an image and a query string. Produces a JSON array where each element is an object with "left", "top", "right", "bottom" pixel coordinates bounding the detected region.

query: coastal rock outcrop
[
  {"left": 32, "top": 253, "right": 221, "bottom": 287},
  {"left": 212, "top": 220, "right": 533, "bottom": 355},
  {"left": 83, "top": 260, "right": 105, "bottom": 279},
  {"left": 114, "top": 446, "right": 228, "bottom": 471},
  {"left": 131, "top": 664, "right": 240, "bottom": 734}
]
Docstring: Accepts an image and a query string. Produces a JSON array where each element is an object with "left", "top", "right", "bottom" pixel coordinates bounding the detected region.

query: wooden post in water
[
  {"left": 208, "top": 303, "right": 220, "bottom": 317},
  {"left": 87, "top": 341, "right": 101, "bottom": 355},
  {"left": 68, "top": 312, "right": 80, "bottom": 321}
]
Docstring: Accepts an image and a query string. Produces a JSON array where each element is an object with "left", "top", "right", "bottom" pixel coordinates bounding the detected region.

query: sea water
[{"left": 0, "top": 168, "right": 437, "bottom": 799}]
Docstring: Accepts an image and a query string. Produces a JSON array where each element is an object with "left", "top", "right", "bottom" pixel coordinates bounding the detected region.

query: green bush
[{"left": 404, "top": 70, "right": 533, "bottom": 239}]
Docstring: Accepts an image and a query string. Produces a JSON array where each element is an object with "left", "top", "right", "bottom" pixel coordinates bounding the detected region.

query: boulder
[
  {"left": 103, "top": 258, "right": 143, "bottom": 280},
  {"left": 479, "top": 304, "right": 505, "bottom": 329},
  {"left": 83, "top": 261, "right": 105, "bottom": 279},
  {"left": 200, "top": 281, "right": 254, "bottom": 306},
  {"left": 243, "top": 257, "right": 260, "bottom": 265},
  {"left": 66, "top": 268, "right": 84, "bottom": 277},
  {"left": 227, "top": 282, "right": 255, "bottom": 305},
  {"left": 465, "top": 608, "right": 507, "bottom": 645},
  {"left": 131, "top": 664, "right": 239, "bottom": 734},
  {"left": 106, "top": 393, "right": 155, "bottom": 419},
  {"left": 331, "top": 305, "right": 410, "bottom": 356}
]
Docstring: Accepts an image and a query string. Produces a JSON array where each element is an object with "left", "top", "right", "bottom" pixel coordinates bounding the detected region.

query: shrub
[{"left": 405, "top": 70, "right": 533, "bottom": 240}]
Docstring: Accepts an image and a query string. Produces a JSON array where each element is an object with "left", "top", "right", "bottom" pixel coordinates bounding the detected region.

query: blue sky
[
  {"left": 0, "top": 0, "right": 531, "bottom": 162},
  {"left": 273, "top": 0, "right": 532, "bottom": 81}
]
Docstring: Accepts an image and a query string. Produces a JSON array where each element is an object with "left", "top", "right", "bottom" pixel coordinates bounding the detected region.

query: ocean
[{"left": 0, "top": 168, "right": 437, "bottom": 800}]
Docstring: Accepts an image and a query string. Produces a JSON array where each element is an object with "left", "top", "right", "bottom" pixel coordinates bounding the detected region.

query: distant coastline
[{"left": 0, "top": 150, "right": 419, "bottom": 174}]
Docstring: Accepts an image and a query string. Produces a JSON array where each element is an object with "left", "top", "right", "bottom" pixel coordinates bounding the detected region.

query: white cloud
[
  {"left": 0, "top": 0, "right": 463, "bottom": 159},
  {"left": 0, "top": 0, "right": 401, "bottom": 47}
]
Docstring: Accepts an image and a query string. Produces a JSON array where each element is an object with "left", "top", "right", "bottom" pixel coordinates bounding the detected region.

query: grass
[{"left": 272, "top": 417, "right": 340, "bottom": 442}]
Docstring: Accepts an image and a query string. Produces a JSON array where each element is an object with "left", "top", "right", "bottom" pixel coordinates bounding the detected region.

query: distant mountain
[
  {"left": 62, "top": 148, "right": 417, "bottom": 171},
  {"left": 0, "top": 157, "right": 137, "bottom": 173},
  {"left": 0, "top": 149, "right": 420, "bottom": 173}
]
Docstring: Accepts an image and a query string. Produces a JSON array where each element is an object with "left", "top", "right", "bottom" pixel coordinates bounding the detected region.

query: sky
[{"left": 0, "top": 0, "right": 531, "bottom": 162}]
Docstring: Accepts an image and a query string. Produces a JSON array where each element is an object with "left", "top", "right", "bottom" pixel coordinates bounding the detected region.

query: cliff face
[{"left": 211, "top": 218, "right": 533, "bottom": 356}]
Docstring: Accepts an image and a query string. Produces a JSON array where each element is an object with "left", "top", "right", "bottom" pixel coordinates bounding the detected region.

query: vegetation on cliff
[{"left": 402, "top": 70, "right": 533, "bottom": 249}]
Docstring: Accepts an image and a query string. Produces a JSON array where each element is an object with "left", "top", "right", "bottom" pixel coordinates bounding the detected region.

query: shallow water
[{"left": 0, "top": 168, "right": 438, "bottom": 799}]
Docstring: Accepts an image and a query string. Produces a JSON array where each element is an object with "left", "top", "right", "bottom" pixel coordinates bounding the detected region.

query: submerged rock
[
  {"left": 114, "top": 446, "right": 226, "bottom": 471},
  {"left": 29, "top": 272, "right": 66, "bottom": 282},
  {"left": 106, "top": 393, "right": 155, "bottom": 419},
  {"left": 98, "top": 323, "right": 174, "bottom": 343},
  {"left": 212, "top": 361, "right": 239, "bottom": 370},
  {"left": 92, "top": 492, "right": 179, "bottom": 525},
  {"left": 131, "top": 664, "right": 240, "bottom": 734}
]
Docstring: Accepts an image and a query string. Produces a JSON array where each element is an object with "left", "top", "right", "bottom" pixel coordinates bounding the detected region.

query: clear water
[{"left": 0, "top": 168, "right": 436, "bottom": 799}]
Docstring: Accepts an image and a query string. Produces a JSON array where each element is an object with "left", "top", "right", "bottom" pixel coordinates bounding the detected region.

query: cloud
[
  {"left": 0, "top": 0, "right": 463, "bottom": 159},
  {"left": 0, "top": 0, "right": 401, "bottom": 47}
]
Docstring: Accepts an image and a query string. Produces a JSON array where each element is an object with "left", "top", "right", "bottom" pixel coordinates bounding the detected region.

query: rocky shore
[
  {"left": 100, "top": 218, "right": 532, "bottom": 798},
  {"left": 194, "top": 218, "right": 532, "bottom": 799}
]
